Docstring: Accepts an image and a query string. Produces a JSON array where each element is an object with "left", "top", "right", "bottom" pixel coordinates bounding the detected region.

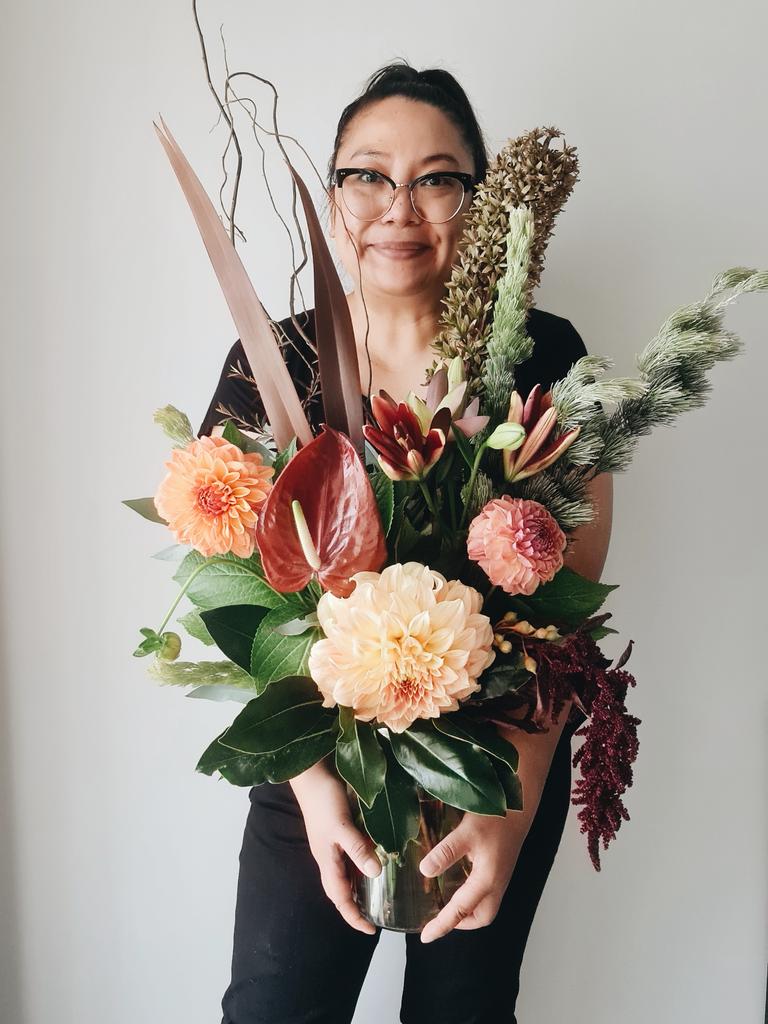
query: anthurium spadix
[
  {"left": 503, "top": 383, "right": 581, "bottom": 482},
  {"left": 254, "top": 427, "right": 387, "bottom": 597}
]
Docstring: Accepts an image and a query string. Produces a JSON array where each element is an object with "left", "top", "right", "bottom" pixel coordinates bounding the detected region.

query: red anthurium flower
[
  {"left": 503, "top": 383, "right": 581, "bottom": 482},
  {"left": 254, "top": 426, "right": 387, "bottom": 597},
  {"left": 363, "top": 391, "right": 451, "bottom": 482}
]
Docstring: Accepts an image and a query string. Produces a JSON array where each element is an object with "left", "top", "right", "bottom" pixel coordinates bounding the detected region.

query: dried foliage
[{"left": 430, "top": 127, "right": 580, "bottom": 384}]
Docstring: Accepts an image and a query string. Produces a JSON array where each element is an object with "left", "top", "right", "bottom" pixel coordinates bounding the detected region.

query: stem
[
  {"left": 459, "top": 442, "right": 489, "bottom": 528},
  {"left": 417, "top": 478, "right": 442, "bottom": 540}
]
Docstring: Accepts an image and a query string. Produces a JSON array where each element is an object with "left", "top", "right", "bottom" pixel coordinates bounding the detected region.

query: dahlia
[
  {"left": 467, "top": 496, "right": 566, "bottom": 596},
  {"left": 307, "top": 562, "right": 495, "bottom": 733},
  {"left": 154, "top": 435, "right": 273, "bottom": 558}
]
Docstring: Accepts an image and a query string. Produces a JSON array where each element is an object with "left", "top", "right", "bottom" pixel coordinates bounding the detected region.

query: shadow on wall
[{"left": 0, "top": 581, "right": 24, "bottom": 1023}]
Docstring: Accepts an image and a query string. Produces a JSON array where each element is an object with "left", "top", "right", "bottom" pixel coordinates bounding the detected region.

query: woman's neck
[{"left": 345, "top": 288, "right": 441, "bottom": 370}]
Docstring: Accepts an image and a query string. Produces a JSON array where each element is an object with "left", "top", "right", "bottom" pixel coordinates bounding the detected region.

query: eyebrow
[{"left": 348, "top": 149, "right": 461, "bottom": 167}]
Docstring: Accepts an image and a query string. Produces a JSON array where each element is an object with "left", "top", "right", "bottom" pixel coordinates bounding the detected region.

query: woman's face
[{"left": 329, "top": 96, "right": 476, "bottom": 302}]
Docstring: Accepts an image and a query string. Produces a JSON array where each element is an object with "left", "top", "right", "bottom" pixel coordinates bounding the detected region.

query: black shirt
[{"left": 197, "top": 306, "right": 588, "bottom": 439}]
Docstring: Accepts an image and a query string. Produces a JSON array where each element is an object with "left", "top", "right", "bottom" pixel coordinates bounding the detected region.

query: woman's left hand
[{"left": 417, "top": 809, "right": 526, "bottom": 943}]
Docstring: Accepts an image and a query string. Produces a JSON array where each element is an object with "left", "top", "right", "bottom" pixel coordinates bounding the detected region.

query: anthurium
[
  {"left": 363, "top": 392, "right": 451, "bottom": 482},
  {"left": 503, "top": 383, "right": 581, "bottom": 482},
  {"left": 254, "top": 426, "right": 387, "bottom": 597}
]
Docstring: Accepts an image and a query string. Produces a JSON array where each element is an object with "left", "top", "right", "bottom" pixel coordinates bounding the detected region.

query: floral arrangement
[{"left": 126, "top": 113, "right": 766, "bottom": 874}]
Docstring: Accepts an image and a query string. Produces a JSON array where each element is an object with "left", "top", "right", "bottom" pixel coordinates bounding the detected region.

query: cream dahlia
[
  {"left": 467, "top": 496, "right": 566, "bottom": 596},
  {"left": 154, "top": 435, "right": 273, "bottom": 558},
  {"left": 307, "top": 562, "right": 495, "bottom": 733}
]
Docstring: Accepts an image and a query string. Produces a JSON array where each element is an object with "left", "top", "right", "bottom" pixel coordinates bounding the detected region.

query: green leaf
[
  {"left": 389, "top": 721, "right": 507, "bottom": 815},
  {"left": 589, "top": 625, "right": 618, "bottom": 641},
  {"left": 173, "top": 550, "right": 295, "bottom": 611},
  {"left": 522, "top": 566, "right": 618, "bottom": 627},
  {"left": 370, "top": 469, "right": 394, "bottom": 536},
  {"left": 177, "top": 609, "right": 216, "bottom": 646},
  {"left": 360, "top": 740, "right": 421, "bottom": 855},
  {"left": 197, "top": 725, "right": 337, "bottom": 785},
  {"left": 476, "top": 657, "right": 532, "bottom": 700},
  {"left": 335, "top": 708, "right": 387, "bottom": 809},
  {"left": 492, "top": 758, "right": 524, "bottom": 811},
  {"left": 220, "top": 420, "right": 275, "bottom": 463},
  {"left": 122, "top": 497, "right": 168, "bottom": 525},
  {"left": 219, "top": 676, "right": 333, "bottom": 755},
  {"left": 449, "top": 423, "right": 477, "bottom": 470},
  {"left": 273, "top": 436, "right": 298, "bottom": 477},
  {"left": 249, "top": 607, "right": 320, "bottom": 692},
  {"left": 199, "top": 605, "right": 272, "bottom": 672},
  {"left": 186, "top": 684, "right": 255, "bottom": 703},
  {"left": 389, "top": 498, "right": 422, "bottom": 562},
  {"left": 152, "top": 544, "right": 188, "bottom": 561},
  {"left": 433, "top": 713, "right": 520, "bottom": 773}
]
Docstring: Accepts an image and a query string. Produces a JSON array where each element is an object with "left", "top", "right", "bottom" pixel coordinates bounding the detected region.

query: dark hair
[{"left": 326, "top": 60, "right": 488, "bottom": 188}]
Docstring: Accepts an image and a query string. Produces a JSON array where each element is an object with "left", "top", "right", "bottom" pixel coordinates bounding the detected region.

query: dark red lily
[
  {"left": 363, "top": 391, "right": 451, "bottom": 482},
  {"left": 254, "top": 426, "right": 387, "bottom": 597}
]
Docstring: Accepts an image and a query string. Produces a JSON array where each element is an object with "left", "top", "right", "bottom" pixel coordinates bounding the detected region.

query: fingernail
[{"left": 364, "top": 858, "right": 381, "bottom": 877}]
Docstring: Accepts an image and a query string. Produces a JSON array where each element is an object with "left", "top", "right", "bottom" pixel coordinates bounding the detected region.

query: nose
[{"left": 382, "top": 184, "right": 420, "bottom": 225}]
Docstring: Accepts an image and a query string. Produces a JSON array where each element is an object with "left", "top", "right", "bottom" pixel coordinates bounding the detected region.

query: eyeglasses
[{"left": 332, "top": 167, "right": 476, "bottom": 224}]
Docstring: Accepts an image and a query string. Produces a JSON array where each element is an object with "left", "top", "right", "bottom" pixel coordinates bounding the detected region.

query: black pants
[{"left": 220, "top": 715, "right": 582, "bottom": 1024}]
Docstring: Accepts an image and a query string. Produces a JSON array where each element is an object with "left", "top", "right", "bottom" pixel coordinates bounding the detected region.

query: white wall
[{"left": 1, "top": 1, "right": 766, "bottom": 1021}]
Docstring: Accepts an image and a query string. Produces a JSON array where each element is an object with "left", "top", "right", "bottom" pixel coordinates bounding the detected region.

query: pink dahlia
[
  {"left": 307, "top": 562, "right": 495, "bottom": 733},
  {"left": 467, "top": 496, "right": 566, "bottom": 596}
]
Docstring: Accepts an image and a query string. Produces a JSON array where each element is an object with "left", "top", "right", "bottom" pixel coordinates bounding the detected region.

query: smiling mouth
[{"left": 371, "top": 243, "right": 430, "bottom": 258}]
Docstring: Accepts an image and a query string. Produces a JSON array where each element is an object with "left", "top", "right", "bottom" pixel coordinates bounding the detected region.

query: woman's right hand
[{"left": 289, "top": 758, "right": 382, "bottom": 934}]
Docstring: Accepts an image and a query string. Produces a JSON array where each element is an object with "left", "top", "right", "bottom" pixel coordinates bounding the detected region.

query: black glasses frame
[{"left": 332, "top": 167, "right": 477, "bottom": 223}]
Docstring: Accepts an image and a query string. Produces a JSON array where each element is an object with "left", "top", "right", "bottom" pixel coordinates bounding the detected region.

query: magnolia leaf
[
  {"left": 433, "top": 713, "right": 520, "bottom": 773},
  {"left": 123, "top": 497, "right": 168, "bottom": 525},
  {"left": 335, "top": 708, "right": 387, "bottom": 809},
  {"left": 200, "top": 604, "right": 272, "bottom": 673},
  {"left": 218, "top": 676, "right": 333, "bottom": 756},
  {"left": 389, "top": 721, "right": 507, "bottom": 816},
  {"left": 359, "top": 740, "right": 421, "bottom": 855}
]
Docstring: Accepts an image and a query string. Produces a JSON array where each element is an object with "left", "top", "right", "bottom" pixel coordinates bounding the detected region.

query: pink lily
[
  {"left": 411, "top": 362, "right": 489, "bottom": 439},
  {"left": 503, "top": 384, "right": 581, "bottom": 482}
]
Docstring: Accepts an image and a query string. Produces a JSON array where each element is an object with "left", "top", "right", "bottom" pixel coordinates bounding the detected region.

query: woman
[{"left": 199, "top": 62, "right": 613, "bottom": 1024}]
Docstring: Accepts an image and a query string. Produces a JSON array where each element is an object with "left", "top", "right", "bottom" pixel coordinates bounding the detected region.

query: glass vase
[{"left": 346, "top": 783, "right": 472, "bottom": 932}]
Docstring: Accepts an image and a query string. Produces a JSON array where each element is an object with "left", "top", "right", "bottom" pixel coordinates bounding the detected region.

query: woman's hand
[
  {"left": 289, "top": 759, "right": 382, "bottom": 935},
  {"left": 417, "top": 704, "right": 574, "bottom": 944},
  {"left": 417, "top": 809, "right": 526, "bottom": 943}
]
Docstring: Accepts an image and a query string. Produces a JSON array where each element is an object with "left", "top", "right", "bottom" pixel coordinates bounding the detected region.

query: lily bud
[{"left": 485, "top": 421, "right": 527, "bottom": 451}]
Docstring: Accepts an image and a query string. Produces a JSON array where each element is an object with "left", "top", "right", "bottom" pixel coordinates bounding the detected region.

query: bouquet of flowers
[{"left": 126, "top": 113, "right": 765, "bottom": 921}]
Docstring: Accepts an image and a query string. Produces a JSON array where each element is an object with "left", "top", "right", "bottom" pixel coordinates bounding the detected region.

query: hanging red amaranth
[{"left": 467, "top": 613, "right": 641, "bottom": 871}]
